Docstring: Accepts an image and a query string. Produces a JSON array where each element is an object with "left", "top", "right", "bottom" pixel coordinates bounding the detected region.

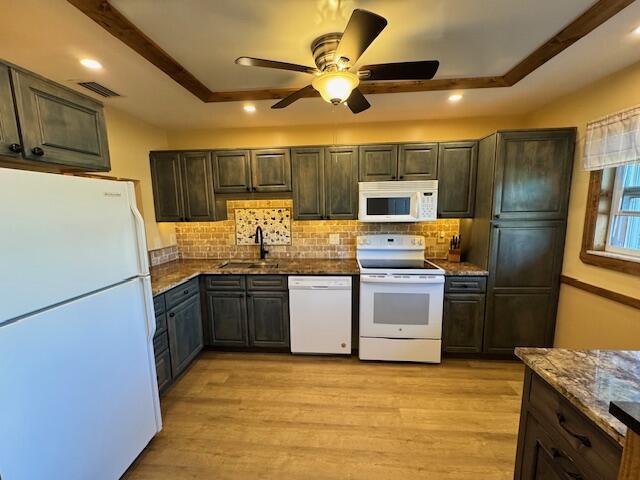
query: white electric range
[{"left": 357, "top": 234, "right": 445, "bottom": 363}]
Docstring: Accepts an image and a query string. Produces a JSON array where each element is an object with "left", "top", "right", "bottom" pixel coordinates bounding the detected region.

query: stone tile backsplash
[
  {"left": 175, "top": 199, "right": 459, "bottom": 260},
  {"left": 148, "top": 244, "right": 180, "bottom": 266},
  {"left": 234, "top": 207, "right": 291, "bottom": 245}
]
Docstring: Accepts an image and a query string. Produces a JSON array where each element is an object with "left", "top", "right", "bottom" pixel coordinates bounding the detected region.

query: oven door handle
[{"left": 360, "top": 275, "right": 444, "bottom": 285}]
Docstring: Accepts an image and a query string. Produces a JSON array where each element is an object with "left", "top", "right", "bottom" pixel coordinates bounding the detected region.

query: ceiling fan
[{"left": 235, "top": 9, "right": 439, "bottom": 114}]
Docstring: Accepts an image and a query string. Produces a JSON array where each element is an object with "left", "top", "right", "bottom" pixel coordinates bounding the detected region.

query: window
[{"left": 606, "top": 162, "right": 640, "bottom": 256}]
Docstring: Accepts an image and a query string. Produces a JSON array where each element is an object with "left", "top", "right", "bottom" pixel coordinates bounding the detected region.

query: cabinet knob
[
  {"left": 399, "top": 175, "right": 404, "bottom": 179},
  {"left": 169, "top": 312, "right": 175, "bottom": 317},
  {"left": 183, "top": 290, "right": 189, "bottom": 295},
  {"left": 391, "top": 175, "right": 396, "bottom": 179},
  {"left": 31, "top": 147, "right": 45, "bottom": 156},
  {"left": 495, "top": 214, "right": 500, "bottom": 218},
  {"left": 8, "top": 143, "right": 23, "bottom": 154}
]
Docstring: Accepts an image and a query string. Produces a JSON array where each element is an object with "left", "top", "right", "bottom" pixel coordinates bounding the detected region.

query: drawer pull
[
  {"left": 550, "top": 448, "right": 584, "bottom": 480},
  {"left": 184, "top": 289, "right": 189, "bottom": 294},
  {"left": 556, "top": 412, "right": 592, "bottom": 448}
]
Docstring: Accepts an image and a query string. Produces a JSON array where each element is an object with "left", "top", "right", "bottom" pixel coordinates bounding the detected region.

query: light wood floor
[{"left": 124, "top": 352, "right": 524, "bottom": 480}]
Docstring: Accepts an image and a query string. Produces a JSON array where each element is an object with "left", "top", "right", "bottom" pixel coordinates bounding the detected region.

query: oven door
[
  {"left": 359, "top": 274, "right": 444, "bottom": 339},
  {"left": 358, "top": 191, "right": 419, "bottom": 222}
]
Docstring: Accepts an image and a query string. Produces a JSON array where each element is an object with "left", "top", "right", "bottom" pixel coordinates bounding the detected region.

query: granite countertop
[
  {"left": 430, "top": 259, "right": 489, "bottom": 276},
  {"left": 515, "top": 348, "right": 640, "bottom": 446},
  {"left": 150, "top": 258, "right": 360, "bottom": 296}
]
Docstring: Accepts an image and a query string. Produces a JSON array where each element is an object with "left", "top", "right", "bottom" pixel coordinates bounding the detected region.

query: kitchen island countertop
[{"left": 515, "top": 347, "right": 640, "bottom": 447}]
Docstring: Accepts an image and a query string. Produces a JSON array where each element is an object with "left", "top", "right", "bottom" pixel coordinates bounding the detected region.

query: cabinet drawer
[
  {"left": 155, "top": 348, "right": 172, "bottom": 395},
  {"left": 445, "top": 276, "right": 486, "bottom": 293},
  {"left": 153, "top": 294, "right": 166, "bottom": 316},
  {"left": 247, "top": 275, "right": 287, "bottom": 291},
  {"left": 205, "top": 275, "right": 246, "bottom": 291},
  {"left": 165, "top": 277, "right": 199, "bottom": 309},
  {"left": 155, "top": 313, "right": 167, "bottom": 337},
  {"left": 529, "top": 374, "right": 621, "bottom": 479},
  {"left": 153, "top": 331, "right": 169, "bottom": 355}
]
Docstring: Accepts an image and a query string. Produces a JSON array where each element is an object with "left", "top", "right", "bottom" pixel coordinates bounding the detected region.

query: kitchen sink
[{"left": 218, "top": 260, "right": 279, "bottom": 269}]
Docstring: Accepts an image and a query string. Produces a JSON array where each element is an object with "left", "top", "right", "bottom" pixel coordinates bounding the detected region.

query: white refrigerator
[{"left": 0, "top": 168, "right": 161, "bottom": 480}]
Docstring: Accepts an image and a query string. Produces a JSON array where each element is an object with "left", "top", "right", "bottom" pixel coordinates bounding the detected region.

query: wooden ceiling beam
[{"left": 67, "top": 0, "right": 636, "bottom": 103}]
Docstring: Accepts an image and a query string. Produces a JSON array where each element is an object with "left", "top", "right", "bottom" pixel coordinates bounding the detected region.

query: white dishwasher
[{"left": 288, "top": 276, "right": 352, "bottom": 355}]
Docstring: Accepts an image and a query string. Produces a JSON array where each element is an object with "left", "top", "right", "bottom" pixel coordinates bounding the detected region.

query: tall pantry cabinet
[{"left": 463, "top": 129, "right": 576, "bottom": 354}]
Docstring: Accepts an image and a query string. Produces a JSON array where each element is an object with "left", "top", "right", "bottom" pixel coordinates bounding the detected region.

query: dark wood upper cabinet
[
  {"left": 10, "top": 67, "right": 110, "bottom": 171},
  {"left": 398, "top": 143, "right": 438, "bottom": 180},
  {"left": 324, "top": 146, "right": 359, "bottom": 219},
  {"left": 150, "top": 152, "right": 184, "bottom": 222},
  {"left": 151, "top": 151, "right": 216, "bottom": 222},
  {"left": 247, "top": 291, "right": 290, "bottom": 348},
  {"left": 494, "top": 130, "right": 574, "bottom": 220},
  {"left": 251, "top": 148, "right": 291, "bottom": 192},
  {"left": 483, "top": 220, "right": 566, "bottom": 355},
  {"left": 0, "top": 63, "right": 21, "bottom": 158},
  {"left": 181, "top": 151, "right": 216, "bottom": 221},
  {"left": 166, "top": 293, "right": 203, "bottom": 378},
  {"left": 212, "top": 150, "right": 252, "bottom": 193},
  {"left": 437, "top": 141, "right": 478, "bottom": 218},
  {"left": 359, "top": 144, "right": 398, "bottom": 182},
  {"left": 292, "top": 147, "right": 325, "bottom": 220}
]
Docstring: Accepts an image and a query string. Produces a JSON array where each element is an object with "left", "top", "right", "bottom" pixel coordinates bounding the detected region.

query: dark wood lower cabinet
[
  {"left": 166, "top": 293, "right": 204, "bottom": 378},
  {"left": 515, "top": 369, "right": 622, "bottom": 480},
  {"left": 247, "top": 292, "right": 289, "bottom": 348},
  {"left": 205, "top": 275, "right": 290, "bottom": 350},
  {"left": 443, "top": 293, "right": 485, "bottom": 353},
  {"left": 206, "top": 291, "right": 248, "bottom": 347},
  {"left": 154, "top": 348, "right": 173, "bottom": 395}
]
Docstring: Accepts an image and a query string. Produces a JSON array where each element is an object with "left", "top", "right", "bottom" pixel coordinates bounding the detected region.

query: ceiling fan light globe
[{"left": 312, "top": 71, "right": 359, "bottom": 104}]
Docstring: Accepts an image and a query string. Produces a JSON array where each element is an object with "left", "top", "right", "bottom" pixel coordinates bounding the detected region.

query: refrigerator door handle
[
  {"left": 126, "top": 182, "right": 150, "bottom": 276},
  {"left": 140, "top": 276, "right": 157, "bottom": 341}
]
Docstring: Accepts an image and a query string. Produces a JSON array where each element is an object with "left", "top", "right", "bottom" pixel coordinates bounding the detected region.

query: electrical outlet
[
  {"left": 329, "top": 234, "right": 340, "bottom": 245},
  {"left": 437, "top": 231, "right": 448, "bottom": 244}
]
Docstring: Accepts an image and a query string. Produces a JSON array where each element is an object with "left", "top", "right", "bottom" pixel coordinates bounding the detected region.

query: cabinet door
[
  {"left": 437, "top": 141, "right": 478, "bottom": 218},
  {"left": 0, "top": 63, "right": 21, "bottom": 158},
  {"left": 206, "top": 291, "right": 249, "bottom": 347},
  {"left": 247, "top": 292, "right": 290, "bottom": 348},
  {"left": 494, "top": 130, "right": 574, "bottom": 220},
  {"left": 443, "top": 293, "right": 485, "bottom": 353},
  {"left": 359, "top": 144, "right": 398, "bottom": 182},
  {"left": 292, "top": 147, "right": 325, "bottom": 220},
  {"left": 181, "top": 151, "right": 216, "bottom": 221},
  {"left": 10, "top": 68, "right": 110, "bottom": 171},
  {"left": 324, "top": 146, "right": 359, "bottom": 219},
  {"left": 212, "top": 150, "right": 252, "bottom": 193},
  {"left": 150, "top": 152, "right": 184, "bottom": 222},
  {"left": 484, "top": 221, "right": 565, "bottom": 354},
  {"left": 251, "top": 148, "right": 292, "bottom": 192},
  {"left": 398, "top": 143, "right": 438, "bottom": 180},
  {"left": 167, "top": 294, "right": 204, "bottom": 378}
]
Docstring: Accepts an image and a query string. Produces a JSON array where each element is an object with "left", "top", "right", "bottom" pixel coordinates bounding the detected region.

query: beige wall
[
  {"left": 166, "top": 115, "right": 526, "bottom": 149},
  {"left": 104, "top": 107, "right": 175, "bottom": 250},
  {"left": 525, "top": 62, "right": 640, "bottom": 349}
]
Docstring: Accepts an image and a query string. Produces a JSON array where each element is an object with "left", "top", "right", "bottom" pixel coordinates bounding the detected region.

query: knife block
[{"left": 447, "top": 249, "right": 461, "bottom": 263}]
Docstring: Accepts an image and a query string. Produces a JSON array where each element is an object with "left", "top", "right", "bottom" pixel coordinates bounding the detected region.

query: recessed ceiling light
[
  {"left": 448, "top": 94, "right": 463, "bottom": 103},
  {"left": 633, "top": 25, "right": 640, "bottom": 35},
  {"left": 80, "top": 58, "right": 103, "bottom": 70},
  {"left": 243, "top": 104, "right": 256, "bottom": 113}
]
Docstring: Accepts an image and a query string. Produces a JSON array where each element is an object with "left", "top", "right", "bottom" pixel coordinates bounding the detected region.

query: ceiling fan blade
[
  {"left": 271, "top": 85, "right": 316, "bottom": 109},
  {"left": 235, "top": 57, "right": 317, "bottom": 75},
  {"left": 334, "top": 9, "right": 387, "bottom": 66},
  {"left": 346, "top": 88, "right": 370, "bottom": 114},
  {"left": 358, "top": 61, "right": 440, "bottom": 81}
]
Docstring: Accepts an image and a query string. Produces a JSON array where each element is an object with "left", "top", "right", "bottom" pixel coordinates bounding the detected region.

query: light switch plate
[{"left": 329, "top": 234, "right": 340, "bottom": 245}]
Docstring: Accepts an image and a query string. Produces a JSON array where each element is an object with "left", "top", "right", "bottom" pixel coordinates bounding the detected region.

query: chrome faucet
[{"left": 255, "top": 226, "right": 269, "bottom": 260}]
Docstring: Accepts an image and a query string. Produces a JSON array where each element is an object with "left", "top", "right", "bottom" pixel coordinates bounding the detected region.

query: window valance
[{"left": 583, "top": 105, "right": 640, "bottom": 171}]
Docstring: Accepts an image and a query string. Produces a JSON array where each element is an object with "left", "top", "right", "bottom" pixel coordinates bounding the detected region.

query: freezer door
[
  {"left": 0, "top": 168, "right": 149, "bottom": 323},
  {"left": 0, "top": 278, "right": 160, "bottom": 480}
]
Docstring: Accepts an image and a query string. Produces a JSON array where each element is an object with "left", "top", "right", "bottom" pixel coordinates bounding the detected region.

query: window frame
[
  {"left": 581, "top": 169, "right": 640, "bottom": 276},
  {"left": 604, "top": 163, "right": 640, "bottom": 257}
]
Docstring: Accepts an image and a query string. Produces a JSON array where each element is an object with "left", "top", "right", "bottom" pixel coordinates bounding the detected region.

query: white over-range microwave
[{"left": 358, "top": 180, "right": 438, "bottom": 222}]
